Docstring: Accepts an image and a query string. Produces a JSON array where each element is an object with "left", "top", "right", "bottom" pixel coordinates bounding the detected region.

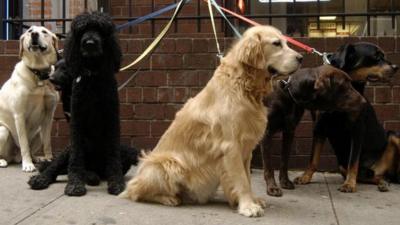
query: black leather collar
[{"left": 28, "top": 67, "right": 52, "bottom": 81}]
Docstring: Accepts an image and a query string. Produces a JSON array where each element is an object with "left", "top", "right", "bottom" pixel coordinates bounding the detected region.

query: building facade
[{"left": 0, "top": 0, "right": 399, "bottom": 169}]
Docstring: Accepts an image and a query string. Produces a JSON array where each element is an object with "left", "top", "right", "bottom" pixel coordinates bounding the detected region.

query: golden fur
[{"left": 120, "top": 25, "right": 301, "bottom": 217}]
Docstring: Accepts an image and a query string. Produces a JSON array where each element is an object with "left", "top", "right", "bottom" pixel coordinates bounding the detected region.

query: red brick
[
  {"left": 325, "top": 37, "right": 344, "bottom": 52},
  {"left": 183, "top": 54, "right": 216, "bottom": 69},
  {"left": 375, "top": 87, "right": 392, "bottom": 103},
  {"left": 192, "top": 39, "right": 209, "bottom": 53},
  {"left": 198, "top": 70, "right": 213, "bottom": 86},
  {"left": 120, "top": 104, "right": 134, "bottom": 119},
  {"left": 364, "top": 87, "right": 374, "bottom": 102},
  {"left": 53, "top": 104, "right": 65, "bottom": 120},
  {"left": 151, "top": 54, "right": 182, "bottom": 69},
  {"left": 142, "top": 87, "right": 157, "bottom": 102},
  {"left": 126, "top": 87, "right": 142, "bottom": 103},
  {"left": 158, "top": 87, "right": 173, "bottom": 102},
  {"left": 132, "top": 137, "right": 159, "bottom": 150},
  {"left": 0, "top": 41, "right": 4, "bottom": 54},
  {"left": 189, "top": 87, "right": 202, "bottom": 97},
  {"left": 378, "top": 37, "right": 395, "bottom": 53},
  {"left": 175, "top": 38, "right": 192, "bottom": 53},
  {"left": 164, "top": 104, "right": 182, "bottom": 120},
  {"left": 384, "top": 121, "right": 400, "bottom": 131},
  {"left": 174, "top": 87, "right": 188, "bottom": 103},
  {"left": 134, "top": 104, "right": 164, "bottom": 119},
  {"left": 51, "top": 136, "right": 70, "bottom": 153},
  {"left": 168, "top": 70, "right": 199, "bottom": 86},
  {"left": 4, "top": 41, "right": 19, "bottom": 54},
  {"left": 393, "top": 86, "right": 400, "bottom": 103},
  {"left": 151, "top": 121, "right": 171, "bottom": 137},
  {"left": 373, "top": 104, "right": 400, "bottom": 121},
  {"left": 294, "top": 122, "right": 313, "bottom": 138},
  {"left": 58, "top": 120, "right": 70, "bottom": 136},
  {"left": 154, "top": 39, "right": 176, "bottom": 53},
  {"left": 121, "top": 120, "right": 150, "bottom": 136},
  {"left": 127, "top": 39, "right": 144, "bottom": 53},
  {"left": 135, "top": 71, "right": 167, "bottom": 86}
]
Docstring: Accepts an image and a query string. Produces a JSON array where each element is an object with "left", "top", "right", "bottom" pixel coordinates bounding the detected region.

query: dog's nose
[
  {"left": 296, "top": 55, "right": 303, "bottom": 64},
  {"left": 31, "top": 32, "right": 39, "bottom": 39},
  {"left": 392, "top": 64, "right": 399, "bottom": 72}
]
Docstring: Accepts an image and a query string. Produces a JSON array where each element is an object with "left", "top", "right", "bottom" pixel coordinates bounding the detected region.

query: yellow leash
[
  {"left": 207, "top": 0, "right": 223, "bottom": 59},
  {"left": 119, "top": 0, "right": 187, "bottom": 71}
]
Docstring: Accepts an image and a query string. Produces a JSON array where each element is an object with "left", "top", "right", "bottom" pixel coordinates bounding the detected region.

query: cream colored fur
[
  {"left": 0, "top": 26, "right": 59, "bottom": 172},
  {"left": 120, "top": 25, "right": 301, "bottom": 217}
]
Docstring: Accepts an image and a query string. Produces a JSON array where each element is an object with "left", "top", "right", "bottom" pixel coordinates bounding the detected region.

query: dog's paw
[
  {"left": 294, "top": 174, "right": 312, "bottom": 185},
  {"left": 267, "top": 185, "right": 283, "bottom": 197},
  {"left": 159, "top": 196, "right": 181, "bottom": 206},
  {"left": 338, "top": 183, "right": 356, "bottom": 193},
  {"left": 377, "top": 181, "right": 389, "bottom": 192},
  {"left": 0, "top": 159, "right": 8, "bottom": 168},
  {"left": 22, "top": 161, "right": 36, "bottom": 172},
  {"left": 280, "top": 178, "right": 295, "bottom": 190},
  {"left": 65, "top": 183, "right": 87, "bottom": 196},
  {"left": 85, "top": 171, "right": 101, "bottom": 186},
  {"left": 253, "top": 197, "right": 267, "bottom": 208},
  {"left": 107, "top": 182, "right": 126, "bottom": 195},
  {"left": 34, "top": 156, "right": 53, "bottom": 163},
  {"left": 28, "top": 175, "right": 51, "bottom": 190},
  {"left": 238, "top": 202, "right": 264, "bottom": 217}
]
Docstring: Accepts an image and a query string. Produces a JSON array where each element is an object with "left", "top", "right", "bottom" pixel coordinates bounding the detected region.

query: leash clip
[
  {"left": 312, "top": 49, "right": 331, "bottom": 65},
  {"left": 216, "top": 53, "right": 224, "bottom": 59}
]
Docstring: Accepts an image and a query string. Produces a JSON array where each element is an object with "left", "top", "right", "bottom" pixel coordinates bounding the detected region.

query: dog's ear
[
  {"left": 314, "top": 66, "right": 351, "bottom": 90},
  {"left": 19, "top": 34, "right": 25, "bottom": 59},
  {"left": 329, "top": 43, "right": 356, "bottom": 70},
  {"left": 237, "top": 34, "right": 265, "bottom": 69},
  {"left": 51, "top": 33, "right": 59, "bottom": 52}
]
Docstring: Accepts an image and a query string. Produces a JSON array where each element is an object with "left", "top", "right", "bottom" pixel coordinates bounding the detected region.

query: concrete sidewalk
[{"left": 1, "top": 165, "right": 399, "bottom": 225}]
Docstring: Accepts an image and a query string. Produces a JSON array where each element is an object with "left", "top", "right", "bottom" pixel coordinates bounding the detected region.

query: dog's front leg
[
  {"left": 220, "top": 147, "right": 265, "bottom": 217},
  {"left": 65, "top": 138, "right": 87, "bottom": 196},
  {"left": 105, "top": 143, "right": 125, "bottom": 195},
  {"left": 339, "top": 109, "right": 366, "bottom": 193},
  {"left": 40, "top": 91, "right": 58, "bottom": 161},
  {"left": 14, "top": 114, "right": 35, "bottom": 172}
]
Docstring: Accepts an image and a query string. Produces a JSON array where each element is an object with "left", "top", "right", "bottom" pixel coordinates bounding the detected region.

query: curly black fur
[{"left": 28, "top": 12, "right": 136, "bottom": 196}]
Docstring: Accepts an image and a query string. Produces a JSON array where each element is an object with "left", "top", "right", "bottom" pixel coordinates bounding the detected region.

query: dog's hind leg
[
  {"left": 0, "top": 126, "right": 13, "bottom": 168},
  {"left": 28, "top": 149, "right": 69, "bottom": 190}
]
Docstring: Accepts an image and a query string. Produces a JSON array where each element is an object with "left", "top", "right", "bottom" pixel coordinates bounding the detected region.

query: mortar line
[
  {"left": 13, "top": 194, "right": 64, "bottom": 225},
  {"left": 324, "top": 173, "right": 340, "bottom": 225}
]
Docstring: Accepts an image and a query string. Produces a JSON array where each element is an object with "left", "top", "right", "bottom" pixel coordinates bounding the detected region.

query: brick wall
[{"left": 0, "top": 36, "right": 399, "bottom": 170}]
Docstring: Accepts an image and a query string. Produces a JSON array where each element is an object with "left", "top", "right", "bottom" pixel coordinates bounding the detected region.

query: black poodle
[{"left": 28, "top": 12, "right": 137, "bottom": 196}]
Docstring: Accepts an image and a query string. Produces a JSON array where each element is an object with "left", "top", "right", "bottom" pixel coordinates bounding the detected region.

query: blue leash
[{"left": 116, "top": 0, "right": 191, "bottom": 31}]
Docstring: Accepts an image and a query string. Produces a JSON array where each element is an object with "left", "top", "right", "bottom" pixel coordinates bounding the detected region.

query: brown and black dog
[
  {"left": 294, "top": 43, "right": 399, "bottom": 193},
  {"left": 261, "top": 64, "right": 366, "bottom": 196},
  {"left": 262, "top": 42, "right": 399, "bottom": 196}
]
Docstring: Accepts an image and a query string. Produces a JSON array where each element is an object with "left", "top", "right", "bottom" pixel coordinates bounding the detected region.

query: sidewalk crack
[
  {"left": 13, "top": 194, "right": 64, "bottom": 225},
  {"left": 324, "top": 173, "right": 340, "bottom": 225}
]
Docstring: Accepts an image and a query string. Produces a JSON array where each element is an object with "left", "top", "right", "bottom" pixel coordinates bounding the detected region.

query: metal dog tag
[
  {"left": 76, "top": 76, "right": 81, "bottom": 83},
  {"left": 37, "top": 81, "right": 44, "bottom": 86}
]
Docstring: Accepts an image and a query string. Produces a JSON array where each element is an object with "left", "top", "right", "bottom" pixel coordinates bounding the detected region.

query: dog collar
[{"left": 28, "top": 67, "right": 52, "bottom": 86}]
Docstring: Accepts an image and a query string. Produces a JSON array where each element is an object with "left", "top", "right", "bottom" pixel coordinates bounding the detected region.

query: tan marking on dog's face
[
  {"left": 19, "top": 26, "right": 58, "bottom": 62},
  {"left": 237, "top": 25, "right": 302, "bottom": 77},
  {"left": 350, "top": 64, "right": 396, "bottom": 82}
]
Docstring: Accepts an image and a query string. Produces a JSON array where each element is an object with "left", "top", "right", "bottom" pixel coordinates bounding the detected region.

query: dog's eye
[
  {"left": 272, "top": 41, "right": 282, "bottom": 47},
  {"left": 42, "top": 30, "right": 48, "bottom": 34},
  {"left": 28, "top": 29, "right": 32, "bottom": 33}
]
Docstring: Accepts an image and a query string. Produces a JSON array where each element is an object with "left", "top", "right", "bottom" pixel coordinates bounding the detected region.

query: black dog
[
  {"left": 262, "top": 42, "right": 399, "bottom": 196},
  {"left": 28, "top": 12, "right": 133, "bottom": 196},
  {"left": 294, "top": 43, "right": 399, "bottom": 193},
  {"left": 28, "top": 58, "right": 138, "bottom": 192}
]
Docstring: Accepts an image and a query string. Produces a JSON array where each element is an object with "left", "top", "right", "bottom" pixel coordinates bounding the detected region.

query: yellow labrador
[
  {"left": 0, "top": 26, "right": 59, "bottom": 172},
  {"left": 120, "top": 25, "right": 302, "bottom": 217}
]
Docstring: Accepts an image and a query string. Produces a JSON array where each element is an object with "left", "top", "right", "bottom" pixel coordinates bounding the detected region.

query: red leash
[{"left": 217, "top": 5, "right": 315, "bottom": 53}]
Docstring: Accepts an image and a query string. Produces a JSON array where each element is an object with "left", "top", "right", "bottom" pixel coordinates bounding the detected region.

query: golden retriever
[
  {"left": 0, "top": 26, "right": 59, "bottom": 172},
  {"left": 120, "top": 25, "right": 302, "bottom": 217}
]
